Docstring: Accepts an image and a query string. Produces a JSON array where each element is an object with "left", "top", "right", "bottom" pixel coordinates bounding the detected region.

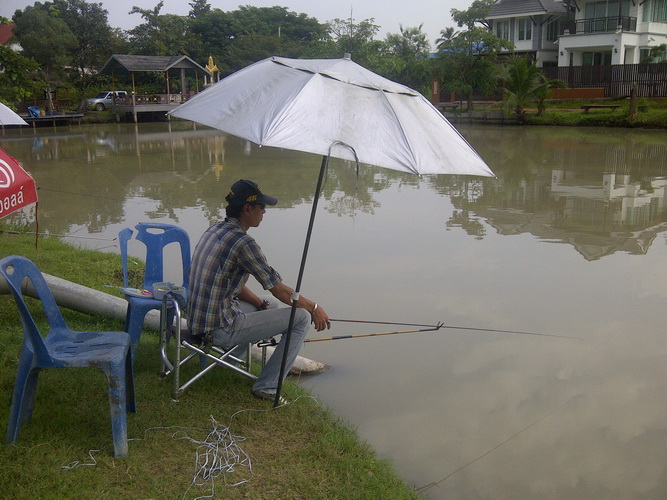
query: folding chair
[
  {"left": 118, "top": 222, "right": 190, "bottom": 356},
  {"left": 158, "top": 295, "right": 257, "bottom": 401},
  {"left": 0, "top": 255, "right": 136, "bottom": 458}
]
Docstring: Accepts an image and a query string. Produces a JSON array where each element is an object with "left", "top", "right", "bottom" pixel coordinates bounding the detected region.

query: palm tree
[{"left": 497, "top": 56, "right": 563, "bottom": 121}]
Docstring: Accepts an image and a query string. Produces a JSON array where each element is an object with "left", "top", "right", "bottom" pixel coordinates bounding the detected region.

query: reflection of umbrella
[
  {"left": 169, "top": 55, "right": 495, "bottom": 404},
  {"left": 0, "top": 103, "right": 28, "bottom": 126}
]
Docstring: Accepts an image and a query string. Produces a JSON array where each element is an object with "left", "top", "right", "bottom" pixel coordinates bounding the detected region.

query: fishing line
[
  {"left": 328, "top": 319, "right": 581, "bottom": 340},
  {"left": 414, "top": 395, "right": 581, "bottom": 494},
  {"left": 38, "top": 187, "right": 142, "bottom": 204},
  {"left": 0, "top": 229, "right": 116, "bottom": 241},
  {"left": 60, "top": 395, "right": 317, "bottom": 499}
]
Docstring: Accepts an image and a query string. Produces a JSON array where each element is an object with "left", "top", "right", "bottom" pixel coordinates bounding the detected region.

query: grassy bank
[
  {"left": 526, "top": 98, "right": 667, "bottom": 128},
  {"left": 439, "top": 97, "right": 667, "bottom": 128},
  {"left": 0, "top": 231, "right": 418, "bottom": 499}
]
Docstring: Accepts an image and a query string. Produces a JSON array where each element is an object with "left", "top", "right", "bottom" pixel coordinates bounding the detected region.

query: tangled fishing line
[
  {"left": 61, "top": 414, "right": 252, "bottom": 498},
  {"left": 61, "top": 413, "right": 254, "bottom": 499},
  {"left": 178, "top": 414, "right": 253, "bottom": 498},
  {"left": 61, "top": 396, "right": 315, "bottom": 499}
]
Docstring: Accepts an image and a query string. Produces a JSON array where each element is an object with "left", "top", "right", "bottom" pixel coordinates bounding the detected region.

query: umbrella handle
[
  {"left": 274, "top": 154, "right": 329, "bottom": 407},
  {"left": 274, "top": 142, "right": 360, "bottom": 408}
]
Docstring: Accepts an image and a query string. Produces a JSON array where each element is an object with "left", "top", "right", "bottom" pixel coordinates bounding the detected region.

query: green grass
[
  {"left": 0, "top": 230, "right": 418, "bottom": 499},
  {"left": 526, "top": 98, "right": 667, "bottom": 128},
  {"left": 440, "top": 98, "right": 667, "bottom": 128}
]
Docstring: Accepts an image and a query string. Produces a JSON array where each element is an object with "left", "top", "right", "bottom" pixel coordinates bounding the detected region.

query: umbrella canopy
[
  {"left": 0, "top": 147, "right": 38, "bottom": 219},
  {"left": 0, "top": 103, "right": 28, "bottom": 126},
  {"left": 169, "top": 55, "right": 494, "bottom": 178}
]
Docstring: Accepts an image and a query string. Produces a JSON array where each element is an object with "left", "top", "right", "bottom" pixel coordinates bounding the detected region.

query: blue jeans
[{"left": 209, "top": 295, "right": 311, "bottom": 394}]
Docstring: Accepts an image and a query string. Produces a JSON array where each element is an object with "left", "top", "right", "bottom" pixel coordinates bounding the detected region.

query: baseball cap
[{"left": 225, "top": 179, "right": 278, "bottom": 207}]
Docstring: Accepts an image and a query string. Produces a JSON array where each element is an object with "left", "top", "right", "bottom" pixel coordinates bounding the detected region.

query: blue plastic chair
[
  {"left": 119, "top": 222, "right": 190, "bottom": 355},
  {"left": 0, "top": 255, "right": 136, "bottom": 458}
]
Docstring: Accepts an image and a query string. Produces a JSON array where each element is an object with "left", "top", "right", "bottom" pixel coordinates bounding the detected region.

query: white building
[{"left": 486, "top": 0, "right": 667, "bottom": 67}]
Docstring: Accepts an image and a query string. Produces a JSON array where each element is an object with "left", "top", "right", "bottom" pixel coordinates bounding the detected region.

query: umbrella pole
[{"left": 274, "top": 154, "right": 329, "bottom": 407}]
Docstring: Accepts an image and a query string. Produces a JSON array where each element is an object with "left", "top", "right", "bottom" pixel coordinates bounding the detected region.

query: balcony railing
[{"left": 561, "top": 16, "right": 637, "bottom": 35}]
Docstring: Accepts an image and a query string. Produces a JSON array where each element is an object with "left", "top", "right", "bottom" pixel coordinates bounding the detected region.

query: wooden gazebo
[{"left": 98, "top": 54, "right": 210, "bottom": 121}]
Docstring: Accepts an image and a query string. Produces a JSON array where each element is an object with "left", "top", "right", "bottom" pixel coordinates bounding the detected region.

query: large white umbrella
[
  {"left": 0, "top": 103, "right": 28, "bottom": 126},
  {"left": 169, "top": 55, "right": 493, "bottom": 177},
  {"left": 169, "top": 55, "right": 495, "bottom": 405}
]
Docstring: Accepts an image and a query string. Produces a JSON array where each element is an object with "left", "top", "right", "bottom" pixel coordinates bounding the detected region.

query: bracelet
[{"left": 312, "top": 303, "right": 318, "bottom": 314}]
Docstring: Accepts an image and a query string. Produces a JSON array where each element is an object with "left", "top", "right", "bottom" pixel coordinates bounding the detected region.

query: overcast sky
[{"left": 1, "top": 0, "right": 473, "bottom": 47}]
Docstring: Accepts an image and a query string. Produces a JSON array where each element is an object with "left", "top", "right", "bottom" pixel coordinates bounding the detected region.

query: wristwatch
[{"left": 259, "top": 299, "right": 271, "bottom": 310}]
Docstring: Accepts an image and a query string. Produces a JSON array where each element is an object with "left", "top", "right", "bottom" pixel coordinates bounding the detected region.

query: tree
[
  {"left": 12, "top": 5, "right": 78, "bottom": 111},
  {"left": 0, "top": 43, "right": 41, "bottom": 106},
  {"left": 325, "top": 17, "right": 384, "bottom": 69},
  {"left": 128, "top": 2, "right": 191, "bottom": 56},
  {"left": 376, "top": 25, "right": 431, "bottom": 93},
  {"left": 188, "top": 0, "right": 210, "bottom": 18},
  {"left": 54, "top": 0, "right": 126, "bottom": 90},
  {"left": 435, "top": 0, "right": 512, "bottom": 110},
  {"left": 188, "top": 6, "right": 327, "bottom": 75},
  {"left": 497, "top": 56, "right": 565, "bottom": 120}
]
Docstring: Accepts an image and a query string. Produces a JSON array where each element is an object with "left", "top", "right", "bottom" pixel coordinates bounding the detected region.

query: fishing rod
[
  {"left": 323, "top": 318, "right": 582, "bottom": 341},
  {"left": 255, "top": 319, "right": 581, "bottom": 347},
  {"left": 305, "top": 322, "right": 445, "bottom": 343},
  {"left": 256, "top": 323, "right": 444, "bottom": 347}
]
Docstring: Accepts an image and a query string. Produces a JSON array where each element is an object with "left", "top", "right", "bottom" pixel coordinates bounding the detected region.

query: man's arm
[
  {"left": 238, "top": 285, "right": 265, "bottom": 309},
  {"left": 269, "top": 282, "right": 330, "bottom": 331}
]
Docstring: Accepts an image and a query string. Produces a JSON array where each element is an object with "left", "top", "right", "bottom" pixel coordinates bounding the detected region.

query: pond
[{"left": 2, "top": 121, "right": 667, "bottom": 499}]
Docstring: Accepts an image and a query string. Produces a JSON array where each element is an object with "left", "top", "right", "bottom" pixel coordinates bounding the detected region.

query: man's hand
[
  {"left": 269, "top": 282, "right": 331, "bottom": 331},
  {"left": 312, "top": 304, "right": 330, "bottom": 332}
]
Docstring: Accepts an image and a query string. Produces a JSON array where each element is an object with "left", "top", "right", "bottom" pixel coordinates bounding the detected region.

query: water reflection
[
  {"left": 4, "top": 124, "right": 667, "bottom": 256},
  {"left": 2, "top": 123, "right": 667, "bottom": 499}
]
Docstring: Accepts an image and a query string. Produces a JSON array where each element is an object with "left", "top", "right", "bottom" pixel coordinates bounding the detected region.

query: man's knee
[{"left": 294, "top": 308, "right": 311, "bottom": 329}]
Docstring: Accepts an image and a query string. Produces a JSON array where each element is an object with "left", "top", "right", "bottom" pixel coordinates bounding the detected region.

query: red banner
[{"left": 0, "top": 147, "right": 38, "bottom": 219}]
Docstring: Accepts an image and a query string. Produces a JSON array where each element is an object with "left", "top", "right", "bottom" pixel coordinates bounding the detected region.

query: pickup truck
[{"left": 86, "top": 91, "right": 128, "bottom": 111}]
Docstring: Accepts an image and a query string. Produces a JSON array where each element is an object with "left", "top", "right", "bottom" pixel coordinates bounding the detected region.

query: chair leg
[
  {"left": 125, "top": 351, "right": 136, "bottom": 414},
  {"left": 6, "top": 364, "right": 40, "bottom": 445},
  {"left": 104, "top": 364, "right": 129, "bottom": 458},
  {"left": 125, "top": 307, "right": 148, "bottom": 359}
]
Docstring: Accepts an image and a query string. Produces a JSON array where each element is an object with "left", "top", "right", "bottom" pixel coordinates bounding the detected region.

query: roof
[
  {"left": 487, "top": 0, "right": 567, "bottom": 19},
  {"left": 0, "top": 23, "right": 15, "bottom": 46},
  {"left": 99, "top": 54, "right": 208, "bottom": 75}
]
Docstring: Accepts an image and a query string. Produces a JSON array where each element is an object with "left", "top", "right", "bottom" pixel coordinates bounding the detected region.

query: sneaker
[{"left": 252, "top": 389, "right": 287, "bottom": 405}]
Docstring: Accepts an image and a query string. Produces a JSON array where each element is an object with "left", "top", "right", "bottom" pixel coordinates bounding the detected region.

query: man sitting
[{"left": 187, "top": 179, "right": 330, "bottom": 402}]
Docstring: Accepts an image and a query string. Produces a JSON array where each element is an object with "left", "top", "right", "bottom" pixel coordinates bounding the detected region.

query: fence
[
  {"left": 542, "top": 64, "right": 667, "bottom": 98},
  {"left": 561, "top": 16, "right": 637, "bottom": 35}
]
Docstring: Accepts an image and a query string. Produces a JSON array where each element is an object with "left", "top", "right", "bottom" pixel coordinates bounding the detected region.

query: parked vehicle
[{"left": 86, "top": 91, "right": 128, "bottom": 111}]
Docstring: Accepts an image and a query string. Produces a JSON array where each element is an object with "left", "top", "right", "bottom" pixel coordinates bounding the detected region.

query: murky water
[{"left": 2, "top": 121, "right": 667, "bottom": 499}]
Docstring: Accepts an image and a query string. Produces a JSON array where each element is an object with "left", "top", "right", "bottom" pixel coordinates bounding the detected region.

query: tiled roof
[
  {"left": 99, "top": 54, "right": 208, "bottom": 74},
  {"left": 0, "top": 23, "right": 15, "bottom": 46},
  {"left": 487, "top": 0, "right": 567, "bottom": 19}
]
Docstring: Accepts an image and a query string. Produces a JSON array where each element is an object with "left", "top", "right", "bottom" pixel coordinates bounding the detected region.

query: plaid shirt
[{"left": 187, "top": 218, "right": 282, "bottom": 335}]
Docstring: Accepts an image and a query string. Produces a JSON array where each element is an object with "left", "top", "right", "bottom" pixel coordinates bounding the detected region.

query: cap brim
[{"left": 258, "top": 194, "right": 278, "bottom": 205}]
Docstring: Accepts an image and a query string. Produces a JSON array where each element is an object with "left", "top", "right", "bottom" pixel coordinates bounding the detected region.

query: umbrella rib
[
  {"left": 378, "top": 91, "right": 421, "bottom": 176},
  {"left": 271, "top": 57, "right": 419, "bottom": 96}
]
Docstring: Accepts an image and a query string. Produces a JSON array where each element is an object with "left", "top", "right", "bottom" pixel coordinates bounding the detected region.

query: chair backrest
[
  {"left": 0, "top": 255, "right": 64, "bottom": 361},
  {"left": 118, "top": 222, "right": 191, "bottom": 290}
]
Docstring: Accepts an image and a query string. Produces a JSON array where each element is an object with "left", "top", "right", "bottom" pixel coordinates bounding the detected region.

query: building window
[
  {"left": 640, "top": 47, "right": 667, "bottom": 62},
  {"left": 583, "top": 51, "right": 613, "bottom": 65},
  {"left": 546, "top": 20, "right": 560, "bottom": 42},
  {"left": 518, "top": 18, "right": 532, "bottom": 40},
  {"left": 643, "top": 0, "right": 667, "bottom": 22},
  {"left": 495, "top": 20, "right": 510, "bottom": 40}
]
